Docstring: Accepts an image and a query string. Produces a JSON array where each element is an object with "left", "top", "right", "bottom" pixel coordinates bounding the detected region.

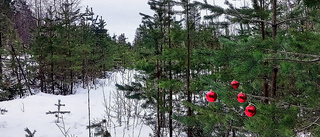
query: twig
[
  {"left": 239, "top": 17, "right": 271, "bottom": 24},
  {"left": 231, "top": 91, "right": 319, "bottom": 111},
  {"left": 55, "top": 116, "right": 72, "bottom": 137},
  {"left": 276, "top": 16, "right": 308, "bottom": 25},
  {"left": 295, "top": 117, "right": 320, "bottom": 132},
  {"left": 0, "top": 108, "right": 8, "bottom": 115},
  {"left": 21, "top": 102, "right": 25, "bottom": 112},
  {"left": 24, "top": 127, "right": 36, "bottom": 137}
]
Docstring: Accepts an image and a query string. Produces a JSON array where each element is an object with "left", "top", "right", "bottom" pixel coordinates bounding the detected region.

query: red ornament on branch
[
  {"left": 245, "top": 105, "right": 256, "bottom": 117},
  {"left": 206, "top": 89, "right": 217, "bottom": 102},
  {"left": 231, "top": 80, "right": 239, "bottom": 89},
  {"left": 237, "top": 92, "right": 247, "bottom": 103}
]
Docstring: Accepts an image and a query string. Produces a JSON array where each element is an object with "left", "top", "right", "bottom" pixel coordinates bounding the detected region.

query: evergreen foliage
[
  {"left": 1, "top": 0, "right": 320, "bottom": 136},
  {"left": 117, "top": 0, "right": 320, "bottom": 136},
  {"left": 30, "top": 1, "right": 123, "bottom": 94},
  {"left": 1, "top": 0, "right": 131, "bottom": 98}
]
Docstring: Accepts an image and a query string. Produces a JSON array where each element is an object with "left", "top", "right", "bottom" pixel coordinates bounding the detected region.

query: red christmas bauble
[
  {"left": 237, "top": 92, "right": 247, "bottom": 103},
  {"left": 245, "top": 105, "right": 256, "bottom": 117},
  {"left": 231, "top": 80, "right": 239, "bottom": 89},
  {"left": 206, "top": 90, "right": 217, "bottom": 102}
]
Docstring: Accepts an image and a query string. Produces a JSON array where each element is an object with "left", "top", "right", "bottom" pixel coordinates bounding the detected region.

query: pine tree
[
  {"left": 177, "top": 0, "right": 320, "bottom": 136},
  {"left": 30, "top": 1, "right": 116, "bottom": 95},
  {"left": 0, "top": 0, "right": 35, "bottom": 99}
]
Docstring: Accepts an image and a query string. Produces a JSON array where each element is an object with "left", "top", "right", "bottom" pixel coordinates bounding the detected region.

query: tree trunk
[
  {"left": 263, "top": 79, "right": 269, "bottom": 103},
  {"left": 82, "top": 58, "right": 85, "bottom": 88},
  {"left": 272, "top": 0, "right": 277, "bottom": 40},
  {"left": 186, "top": 1, "right": 192, "bottom": 137},
  {"left": 240, "top": 23, "right": 244, "bottom": 35},
  {"left": 260, "top": 0, "right": 265, "bottom": 40},
  {"left": 16, "top": 66, "right": 23, "bottom": 97},
  {"left": 157, "top": 59, "right": 161, "bottom": 137},
  {"left": 271, "top": 0, "right": 278, "bottom": 97},
  {"left": 51, "top": 55, "right": 54, "bottom": 94},
  {"left": 10, "top": 44, "right": 33, "bottom": 95},
  {"left": 88, "top": 88, "right": 91, "bottom": 137},
  {"left": 271, "top": 67, "right": 278, "bottom": 97},
  {"left": 0, "top": 33, "right": 2, "bottom": 83},
  {"left": 162, "top": 92, "right": 165, "bottom": 128},
  {"left": 168, "top": 1, "right": 173, "bottom": 137},
  {"left": 39, "top": 58, "right": 44, "bottom": 93}
]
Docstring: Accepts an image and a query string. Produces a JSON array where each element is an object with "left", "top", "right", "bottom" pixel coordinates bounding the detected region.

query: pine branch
[
  {"left": 276, "top": 16, "right": 308, "bottom": 25},
  {"left": 279, "top": 103, "right": 317, "bottom": 111},
  {"left": 231, "top": 91, "right": 319, "bottom": 111},
  {"left": 238, "top": 16, "right": 271, "bottom": 24},
  {"left": 246, "top": 93, "right": 275, "bottom": 100},
  {"left": 264, "top": 49, "right": 320, "bottom": 58},
  {"left": 294, "top": 117, "right": 320, "bottom": 132},
  {"left": 216, "top": 1, "right": 307, "bottom": 27},
  {"left": 230, "top": 126, "right": 251, "bottom": 132},
  {"left": 265, "top": 58, "right": 320, "bottom": 63},
  {"left": 229, "top": 90, "right": 274, "bottom": 100}
]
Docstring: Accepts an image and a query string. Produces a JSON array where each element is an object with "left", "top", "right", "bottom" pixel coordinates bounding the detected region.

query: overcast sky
[
  {"left": 80, "top": 0, "right": 153, "bottom": 43},
  {"left": 80, "top": 0, "right": 249, "bottom": 43}
]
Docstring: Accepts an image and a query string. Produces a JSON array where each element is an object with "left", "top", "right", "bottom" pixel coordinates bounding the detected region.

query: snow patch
[{"left": 0, "top": 70, "right": 152, "bottom": 137}]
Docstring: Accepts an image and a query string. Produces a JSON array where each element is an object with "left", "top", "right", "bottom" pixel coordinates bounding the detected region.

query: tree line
[
  {"left": 0, "top": 0, "right": 132, "bottom": 99},
  {"left": 117, "top": 0, "right": 320, "bottom": 136}
]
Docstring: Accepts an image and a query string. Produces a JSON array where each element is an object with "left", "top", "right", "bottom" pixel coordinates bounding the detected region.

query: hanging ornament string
[
  {"left": 205, "top": 80, "right": 256, "bottom": 117},
  {"left": 231, "top": 80, "right": 247, "bottom": 103},
  {"left": 231, "top": 80, "right": 256, "bottom": 117}
]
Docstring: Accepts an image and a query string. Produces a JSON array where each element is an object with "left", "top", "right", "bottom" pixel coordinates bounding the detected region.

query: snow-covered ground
[{"left": 0, "top": 70, "right": 152, "bottom": 137}]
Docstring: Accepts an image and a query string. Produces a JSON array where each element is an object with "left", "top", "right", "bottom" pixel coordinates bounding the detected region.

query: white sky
[
  {"left": 80, "top": 0, "right": 249, "bottom": 43},
  {"left": 80, "top": 0, "right": 153, "bottom": 43}
]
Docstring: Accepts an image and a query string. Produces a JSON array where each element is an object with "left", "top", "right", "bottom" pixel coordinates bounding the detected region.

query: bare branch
[
  {"left": 264, "top": 49, "right": 320, "bottom": 58},
  {"left": 240, "top": 17, "right": 272, "bottom": 24},
  {"left": 231, "top": 91, "right": 319, "bottom": 111},
  {"left": 265, "top": 58, "right": 320, "bottom": 63},
  {"left": 229, "top": 90, "right": 275, "bottom": 100},
  {"left": 246, "top": 93, "right": 275, "bottom": 100},
  {"left": 295, "top": 117, "right": 320, "bottom": 132},
  {"left": 231, "top": 126, "right": 252, "bottom": 132},
  {"left": 276, "top": 16, "right": 308, "bottom": 25}
]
